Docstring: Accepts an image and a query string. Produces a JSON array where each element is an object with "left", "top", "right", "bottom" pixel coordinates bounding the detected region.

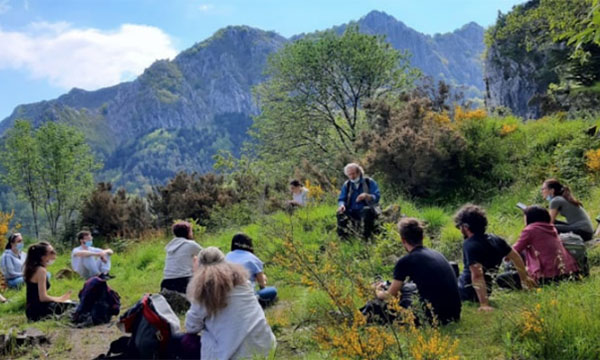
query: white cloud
[
  {"left": 0, "top": 0, "right": 11, "bottom": 14},
  {"left": 0, "top": 22, "right": 178, "bottom": 90},
  {"left": 198, "top": 3, "right": 214, "bottom": 12}
]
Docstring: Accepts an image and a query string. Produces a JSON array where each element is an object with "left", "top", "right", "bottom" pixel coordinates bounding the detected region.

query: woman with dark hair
[
  {"left": 24, "top": 242, "right": 73, "bottom": 321},
  {"left": 161, "top": 221, "right": 202, "bottom": 294},
  {"left": 185, "top": 247, "right": 276, "bottom": 359},
  {"left": 288, "top": 179, "right": 308, "bottom": 207},
  {"left": 510, "top": 206, "right": 579, "bottom": 285},
  {"left": 225, "top": 233, "right": 278, "bottom": 307},
  {"left": 542, "top": 179, "right": 594, "bottom": 240},
  {"left": 1, "top": 233, "right": 27, "bottom": 288}
]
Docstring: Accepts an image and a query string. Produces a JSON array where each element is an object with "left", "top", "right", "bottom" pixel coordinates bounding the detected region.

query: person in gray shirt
[
  {"left": 542, "top": 179, "right": 594, "bottom": 240},
  {"left": 161, "top": 221, "right": 202, "bottom": 293}
]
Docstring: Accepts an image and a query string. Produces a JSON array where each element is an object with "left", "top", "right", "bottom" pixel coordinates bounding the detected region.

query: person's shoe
[{"left": 99, "top": 273, "right": 116, "bottom": 280}]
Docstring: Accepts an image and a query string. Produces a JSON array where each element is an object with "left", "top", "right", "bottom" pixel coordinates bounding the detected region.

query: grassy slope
[{"left": 2, "top": 185, "right": 600, "bottom": 359}]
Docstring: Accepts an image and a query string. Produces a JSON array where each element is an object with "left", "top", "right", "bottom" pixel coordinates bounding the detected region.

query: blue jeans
[
  {"left": 257, "top": 287, "right": 277, "bottom": 307},
  {"left": 7, "top": 276, "right": 24, "bottom": 289}
]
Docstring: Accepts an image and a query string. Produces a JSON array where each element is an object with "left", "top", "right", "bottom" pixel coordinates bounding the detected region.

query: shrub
[
  {"left": 80, "top": 183, "right": 153, "bottom": 239},
  {"left": 148, "top": 172, "right": 235, "bottom": 229},
  {"left": 362, "top": 97, "right": 466, "bottom": 198}
]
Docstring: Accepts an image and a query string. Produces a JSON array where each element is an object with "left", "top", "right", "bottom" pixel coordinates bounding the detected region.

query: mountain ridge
[{"left": 0, "top": 11, "right": 486, "bottom": 190}]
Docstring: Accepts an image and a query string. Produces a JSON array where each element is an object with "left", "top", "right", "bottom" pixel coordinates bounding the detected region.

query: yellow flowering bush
[
  {"left": 305, "top": 179, "right": 325, "bottom": 204},
  {"left": 0, "top": 210, "right": 15, "bottom": 251},
  {"left": 454, "top": 106, "right": 487, "bottom": 123},
  {"left": 585, "top": 148, "right": 600, "bottom": 172},
  {"left": 500, "top": 123, "right": 518, "bottom": 136}
]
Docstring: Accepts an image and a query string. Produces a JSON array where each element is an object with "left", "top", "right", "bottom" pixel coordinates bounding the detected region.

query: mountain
[{"left": 0, "top": 11, "right": 486, "bottom": 191}]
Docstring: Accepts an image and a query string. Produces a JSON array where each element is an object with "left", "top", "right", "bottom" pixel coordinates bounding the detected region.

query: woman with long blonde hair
[{"left": 185, "top": 247, "right": 276, "bottom": 359}]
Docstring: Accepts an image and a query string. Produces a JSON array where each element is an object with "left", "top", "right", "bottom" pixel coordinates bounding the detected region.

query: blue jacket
[
  {"left": 1, "top": 249, "right": 27, "bottom": 280},
  {"left": 338, "top": 176, "right": 380, "bottom": 213}
]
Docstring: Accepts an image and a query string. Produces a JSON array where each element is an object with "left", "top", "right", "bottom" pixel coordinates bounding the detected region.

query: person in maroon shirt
[{"left": 512, "top": 206, "right": 579, "bottom": 284}]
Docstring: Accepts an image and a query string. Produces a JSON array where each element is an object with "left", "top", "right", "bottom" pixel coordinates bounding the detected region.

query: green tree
[
  {"left": 0, "top": 120, "right": 42, "bottom": 238},
  {"left": 35, "top": 122, "right": 101, "bottom": 237},
  {"left": 252, "top": 25, "right": 419, "bottom": 172}
]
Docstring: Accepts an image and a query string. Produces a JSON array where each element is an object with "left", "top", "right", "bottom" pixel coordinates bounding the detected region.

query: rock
[
  {"left": 160, "top": 288, "right": 190, "bottom": 315},
  {"left": 0, "top": 328, "right": 49, "bottom": 355}
]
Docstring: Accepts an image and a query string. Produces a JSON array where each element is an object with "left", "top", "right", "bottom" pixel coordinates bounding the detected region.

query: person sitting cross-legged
[
  {"left": 185, "top": 247, "right": 276, "bottom": 360},
  {"left": 454, "top": 204, "right": 536, "bottom": 311},
  {"left": 369, "top": 218, "right": 461, "bottom": 325},
  {"left": 336, "top": 163, "right": 381, "bottom": 239},
  {"left": 71, "top": 231, "right": 113, "bottom": 280},
  {"left": 225, "top": 233, "right": 277, "bottom": 307},
  {"left": 498, "top": 206, "right": 579, "bottom": 288},
  {"left": 1, "top": 233, "right": 27, "bottom": 288}
]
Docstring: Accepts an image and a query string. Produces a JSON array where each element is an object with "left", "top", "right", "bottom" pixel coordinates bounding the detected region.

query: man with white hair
[{"left": 337, "top": 163, "right": 381, "bottom": 239}]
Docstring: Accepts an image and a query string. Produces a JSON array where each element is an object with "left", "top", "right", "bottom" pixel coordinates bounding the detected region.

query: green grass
[{"left": 2, "top": 190, "right": 600, "bottom": 359}]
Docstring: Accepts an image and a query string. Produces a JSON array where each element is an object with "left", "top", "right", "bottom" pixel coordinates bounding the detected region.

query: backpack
[
  {"left": 72, "top": 276, "right": 121, "bottom": 326},
  {"left": 109, "top": 294, "right": 181, "bottom": 359},
  {"left": 560, "top": 232, "right": 589, "bottom": 277}
]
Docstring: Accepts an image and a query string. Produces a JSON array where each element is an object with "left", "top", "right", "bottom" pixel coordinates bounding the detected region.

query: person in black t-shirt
[
  {"left": 454, "top": 204, "right": 535, "bottom": 311},
  {"left": 375, "top": 218, "right": 461, "bottom": 325}
]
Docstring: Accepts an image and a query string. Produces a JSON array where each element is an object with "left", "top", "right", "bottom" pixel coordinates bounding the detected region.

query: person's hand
[
  {"left": 478, "top": 305, "right": 494, "bottom": 312},
  {"left": 104, "top": 249, "right": 114, "bottom": 256},
  {"left": 337, "top": 205, "right": 346, "bottom": 214},
  {"left": 522, "top": 276, "right": 537, "bottom": 290},
  {"left": 356, "top": 193, "right": 369, "bottom": 202},
  {"left": 99, "top": 254, "right": 108, "bottom": 263},
  {"left": 59, "top": 291, "right": 72, "bottom": 302}
]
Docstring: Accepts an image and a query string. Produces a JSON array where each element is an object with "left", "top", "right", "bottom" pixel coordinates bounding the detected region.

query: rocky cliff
[{"left": 0, "top": 11, "right": 486, "bottom": 190}]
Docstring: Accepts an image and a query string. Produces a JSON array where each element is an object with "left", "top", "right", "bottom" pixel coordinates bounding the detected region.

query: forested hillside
[{"left": 0, "top": 11, "right": 486, "bottom": 191}]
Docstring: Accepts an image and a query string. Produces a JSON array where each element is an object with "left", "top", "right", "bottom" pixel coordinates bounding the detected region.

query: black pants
[
  {"left": 337, "top": 207, "right": 377, "bottom": 239},
  {"left": 554, "top": 220, "right": 593, "bottom": 241},
  {"left": 160, "top": 277, "right": 191, "bottom": 294}
]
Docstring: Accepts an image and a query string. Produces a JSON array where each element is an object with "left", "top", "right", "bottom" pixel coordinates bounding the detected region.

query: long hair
[
  {"left": 544, "top": 179, "right": 582, "bottom": 207},
  {"left": 231, "top": 233, "right": 254, "bottom": 253},
  {"left": 24, "top": 241, "right": 51, "bottom": 281},
  {"left": 187, "top": 247, "right": 248, "bottom": 317},
  {"left": 5, "top": 233, "right": 19, "bottom": 250}
]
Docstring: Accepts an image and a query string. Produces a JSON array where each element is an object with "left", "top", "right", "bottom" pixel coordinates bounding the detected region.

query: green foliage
[
  {"left": 362, "top": 97, "right": 466, "bottom": 198},
  {"left": 486, "top": 0, "right": 600, "bottom": 115},
  {"left": 35, "top": 122, "right": 101, "bottom": 238},
  {"left": 252, "top": 24, "right": 419, "bottom": 174},
  {"left": 148, "top": 171, "right": 236, "bottom": 229},
  {"left": 80, "top": 182, "right": 153, "bottom": 239},
  {"left": 0, "top": 120, "right": 100, "bottom": 239}
]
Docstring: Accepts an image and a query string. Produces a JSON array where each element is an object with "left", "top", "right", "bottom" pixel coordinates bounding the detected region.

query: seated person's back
[
  {"left": 185, "top": 247, "right": 276, "bottom": 360},
  {"left": 515, "top": 206, "right": 579, "bottom": 281},
  {"left": 161, "top": 221, "right": 202, "bottom": 293},
  {"left": 375, "top": 218, "right": 460, "bottom": 325},
  {"left": 394, "top": 245, "right": 461, "bottom": 324}
]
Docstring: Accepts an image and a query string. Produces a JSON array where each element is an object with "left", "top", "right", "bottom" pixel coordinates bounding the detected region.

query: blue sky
[{"left": 0, "top": 0, "right": 525, "bottom": 120}]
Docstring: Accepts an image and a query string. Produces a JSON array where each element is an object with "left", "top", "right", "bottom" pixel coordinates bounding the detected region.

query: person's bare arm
[
  {"left": 256, "top": 272, "right": 268, "bottom": 289},
  {"left": 506, "top": 249, "right": 536, "bottom": 289},
  {"left": 376, "top": 280, "right": 403, "bottom": 300},
  {"left": 470, "top": 264, "right": 493, "bottom": 311},
  {"left": 35, "top": 268, "right": 71, "bottom": 303}
]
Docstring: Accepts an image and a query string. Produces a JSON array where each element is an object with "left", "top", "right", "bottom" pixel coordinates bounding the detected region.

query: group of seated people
[{"left": 0, "top": 163, "right": 595, "bottom": 357}]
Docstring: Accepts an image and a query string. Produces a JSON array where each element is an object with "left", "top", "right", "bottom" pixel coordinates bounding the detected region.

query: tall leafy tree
[
  {"left": 252, "top": 25, "right": 419, "bottom": 172},
  {"left": 35, "top": 122, "right": 101, "bottom": 237},
  {"left": 0, "top": 120, "right": 42, "bottom": 238}
]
